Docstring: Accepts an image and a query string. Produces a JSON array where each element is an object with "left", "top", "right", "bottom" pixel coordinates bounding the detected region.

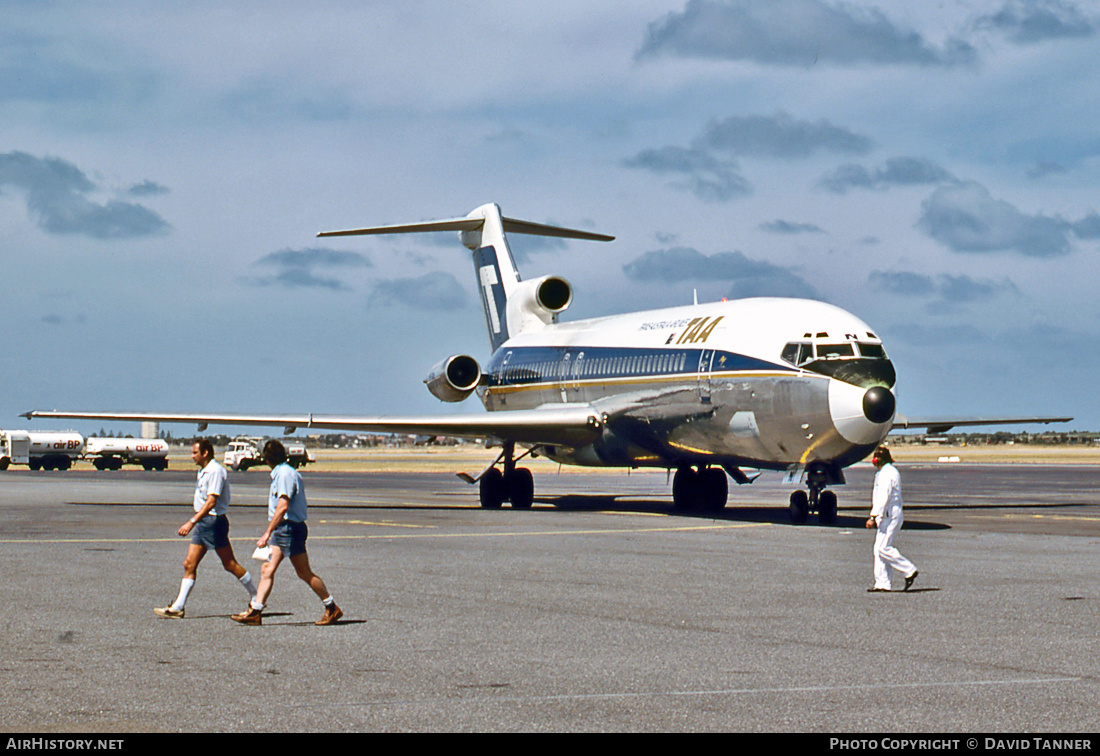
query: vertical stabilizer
[{"left": 466, "top": 204, "right": 520, "bottom": 351}]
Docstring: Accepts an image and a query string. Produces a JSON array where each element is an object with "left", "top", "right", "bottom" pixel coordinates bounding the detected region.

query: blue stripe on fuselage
[{"left": 484, "top": 345, "right": 793, "bottom": 388}]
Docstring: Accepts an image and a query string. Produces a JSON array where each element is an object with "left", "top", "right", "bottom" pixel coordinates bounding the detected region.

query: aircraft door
[
  {"left": 698, "top": 349, "right": 715, "bottom": 403},
  {"left": 497, "top": 350, "right": 513, "bottom": 407},
  {"left": 571, "top": 352, "right": 585, "bottom": 399},
  {"left": 559, "top": 352, "right": 572, "bottom": 403}
]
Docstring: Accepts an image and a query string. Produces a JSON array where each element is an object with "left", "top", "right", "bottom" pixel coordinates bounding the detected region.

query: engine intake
[
  {"left": 505, "top": 275, "right": 573, "bottom": 337},
  {"left": 425, "top": 354, "right": 482, "bottom": 402}
]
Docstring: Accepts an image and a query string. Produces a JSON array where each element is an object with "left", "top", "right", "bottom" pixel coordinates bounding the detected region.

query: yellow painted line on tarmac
[
  {"left": 0, "top": 521, "right": 767, "bottom": 545},
  {"left": 958, "top": 512, "right": 1100, "bottom": 523},
  {"left": 307, "top": 521, "right": 769, "bottom": 541},
  {"left": 0, "top": 537, "right": 185, "bottom": 544},
  {"left": 315, "top": 519, "right": 434, "bottom": 529}
]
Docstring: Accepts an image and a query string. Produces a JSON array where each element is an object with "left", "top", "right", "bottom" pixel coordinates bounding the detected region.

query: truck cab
[{"left": 0, "top": 431, "right": 31, "bottom": 470}]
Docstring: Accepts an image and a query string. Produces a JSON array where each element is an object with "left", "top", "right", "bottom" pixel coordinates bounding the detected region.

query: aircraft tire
[
  {"left": 701, "top": 467, "right": 728, "bottom": 511},
  {"left": 789, "top": 490, "right": 809, "bottom": 524},
  {"left": 672, "top": 467, "right": 699, "bottom": 511},
  {"left": 479, "top": 468, "right": 506, "bottom": 509},
  {"left": 818, "top": 490, "right": 838, "bottom": 525},
  {"left": 506, "top": 468, "right": 534, "bottom": 509}
]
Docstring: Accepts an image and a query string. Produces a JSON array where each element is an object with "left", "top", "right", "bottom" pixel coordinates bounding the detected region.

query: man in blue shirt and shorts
[{"left": 231, "top": 440, "right": 342, "bottom": 626}]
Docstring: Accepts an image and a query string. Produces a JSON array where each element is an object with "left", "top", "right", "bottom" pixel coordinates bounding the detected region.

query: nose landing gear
[{"left": 789, "top": 463, "right": 839, "bottom": 525}]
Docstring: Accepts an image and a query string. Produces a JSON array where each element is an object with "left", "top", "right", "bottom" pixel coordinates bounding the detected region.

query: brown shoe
[
  {"left": 231, "top": 606, "right": 262, "bottom": 625},
  {"left": 315, "top": 603, "right": 343, "bottom": 626}
]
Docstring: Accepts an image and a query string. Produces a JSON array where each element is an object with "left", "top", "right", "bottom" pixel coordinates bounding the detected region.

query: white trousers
[{"left": 873, "top": 508, "right": 917, "bottom": 590}]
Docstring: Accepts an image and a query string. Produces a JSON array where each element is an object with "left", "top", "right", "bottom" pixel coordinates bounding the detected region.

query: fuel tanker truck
[
  {"left": 83, "top": 437, "right": 170, "bottom": 470},
  {"left": 0, "top": 430, "right": 84, "bottom": 470},
  {"left": 0, "top": 430, "right": 168, "bottom": 471}
]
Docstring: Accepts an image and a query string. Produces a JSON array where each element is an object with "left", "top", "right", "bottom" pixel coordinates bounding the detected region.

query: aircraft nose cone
[
  {"left": 829, "top": 380, "right": 896, "bottom": 446},
  {"left": 863, "top": 386, "right": 896, "bottom": 424}
]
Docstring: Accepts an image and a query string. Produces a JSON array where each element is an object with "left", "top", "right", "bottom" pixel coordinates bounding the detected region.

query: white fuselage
[{"left": 480, "top": 297, "right": 896, "bottom": 472}]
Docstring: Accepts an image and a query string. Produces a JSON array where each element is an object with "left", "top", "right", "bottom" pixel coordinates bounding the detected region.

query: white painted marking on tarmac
[{"left": 295, "top": 675, "right": 1082, "bottom": 710}]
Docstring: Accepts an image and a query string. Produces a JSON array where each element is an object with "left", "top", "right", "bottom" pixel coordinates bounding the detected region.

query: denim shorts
[
  {"left": 271, "top": 519, "right": 308, "bottom": 557},
  {"left": 190, "top": 515, "right": 230, "bottom": 550}
]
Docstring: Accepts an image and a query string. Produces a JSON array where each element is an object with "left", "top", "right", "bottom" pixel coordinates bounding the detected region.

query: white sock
[
  {"left": 239, "top": 571, "right": 257, "bottom": 597},
  {"left": 250, "top": 599, "right": 265, "bottom": 612},
  {"left": 322, "top": 596, "right": 334, "bottom": 607},
  {"left": 171, "top": 578, "right": 195, "bottom": 610}
]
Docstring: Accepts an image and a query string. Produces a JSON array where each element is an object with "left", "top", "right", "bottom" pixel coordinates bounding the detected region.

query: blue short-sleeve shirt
[{"left": 269, "top": 462, "right": 307, "bottom": 523}]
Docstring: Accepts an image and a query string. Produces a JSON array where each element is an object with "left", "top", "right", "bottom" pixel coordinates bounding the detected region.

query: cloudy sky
[{"left": 3, "top": 0, "right": 1097, "bottom": 437}]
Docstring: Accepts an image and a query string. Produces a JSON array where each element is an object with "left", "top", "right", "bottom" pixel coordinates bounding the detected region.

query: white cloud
[
  {"left": 637, "top": 0, "right": 976, "bottom": 67},
  {"left": 0, "top": 151, "right": 170, "bottom": 239},
  {"left": 916, "top": 181, "right": 1073, "bottom": 257}
]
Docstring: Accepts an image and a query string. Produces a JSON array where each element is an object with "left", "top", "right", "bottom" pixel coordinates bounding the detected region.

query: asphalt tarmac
[{"left": 1, "top": 462, "right": 1097, "bottom": 733}]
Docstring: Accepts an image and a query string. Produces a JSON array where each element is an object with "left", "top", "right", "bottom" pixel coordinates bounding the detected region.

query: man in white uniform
[
  {"left": 865, "top": 446, "right": 919, "bottom": 592},
  {"left": 154, "top": 439, "right": 258, "bottom": 618}
]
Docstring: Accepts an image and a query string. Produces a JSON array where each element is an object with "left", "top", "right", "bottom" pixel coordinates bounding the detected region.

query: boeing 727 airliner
[{"left": 25, "top": 203, "right": 1070, "bottom": 522}]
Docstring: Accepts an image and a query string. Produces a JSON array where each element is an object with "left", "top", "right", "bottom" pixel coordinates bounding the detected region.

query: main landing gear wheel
[
  {"left": 478, "top": 441, "right": 535, "bottom": 509},
  {"left": 672, "top": 466, "right": 728, "bottom": 512},
  {"left": 479, "top": 468, "right": 505, "bottom": 509}
]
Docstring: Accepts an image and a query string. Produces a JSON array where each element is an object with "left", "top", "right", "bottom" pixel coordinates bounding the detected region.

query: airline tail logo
[{"left": 474, "top": 246, "right": 509, "bottom": 350}]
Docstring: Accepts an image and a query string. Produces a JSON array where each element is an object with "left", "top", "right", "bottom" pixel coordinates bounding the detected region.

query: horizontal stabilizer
[
  {"left": 499, "top": 217, "right": 614, "bottom": 242},
  {"left": 317, "top": 217, "right": 483, "bottom": 238},
  {"left": 892, "top": 415, "right": 1072, "bottom": 435},
  {"left": 318, "top": 212, "right": 613, "bottom": 243}
]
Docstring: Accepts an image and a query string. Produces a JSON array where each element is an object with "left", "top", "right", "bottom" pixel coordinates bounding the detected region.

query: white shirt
[
  {"left": 870, "top": 463, "right": 902, "bottom": 519},
  {"left": 194, "top": 460, "right": 230, "bottom": 516}
]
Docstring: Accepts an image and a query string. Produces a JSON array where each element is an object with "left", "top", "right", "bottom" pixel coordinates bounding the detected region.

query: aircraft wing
[
  {"left": 21, "top": 406, "right": 604, "bottom": 448},
  {"left": 891, "top": 414, "right": 1073, "bottom": 435}
]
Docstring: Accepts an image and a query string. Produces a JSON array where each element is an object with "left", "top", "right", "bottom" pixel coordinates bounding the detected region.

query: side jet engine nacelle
[
  {"left": 425, "top": 355, "right": 482, "bottom": 402},
  {"left": 505, "top": 275, "right": 573, "bottom": 337}
]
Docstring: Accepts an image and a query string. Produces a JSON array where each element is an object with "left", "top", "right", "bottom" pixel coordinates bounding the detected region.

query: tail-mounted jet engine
[
  {"left": 425, "top": 354, "right": 482, "bottom": 402},
  {"left": 505, "top": 275, "right": 573, "bottom": 336}
]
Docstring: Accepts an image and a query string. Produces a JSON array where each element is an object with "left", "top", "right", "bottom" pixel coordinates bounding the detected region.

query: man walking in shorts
[
  {"left": 231, "top": 439, "right": 342, "bottom": 626},
  {"left": 154, "top": 439, "right": 258, "bottom": 618}
]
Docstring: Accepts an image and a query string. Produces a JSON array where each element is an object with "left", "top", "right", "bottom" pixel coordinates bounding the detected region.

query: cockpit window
[
  {"left": 781, "top": 342, "right": 815, "bottom": 367},
  {"left": 816, "top": 343, "right": 855, "bottom": 359},
  {"left": 782, "top": 337, "right": 896, "bottom": 389}
]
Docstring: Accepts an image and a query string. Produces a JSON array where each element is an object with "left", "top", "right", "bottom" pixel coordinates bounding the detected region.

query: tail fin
[{"left": 319, "top": 203, "right": 613, "bottom": 351}]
